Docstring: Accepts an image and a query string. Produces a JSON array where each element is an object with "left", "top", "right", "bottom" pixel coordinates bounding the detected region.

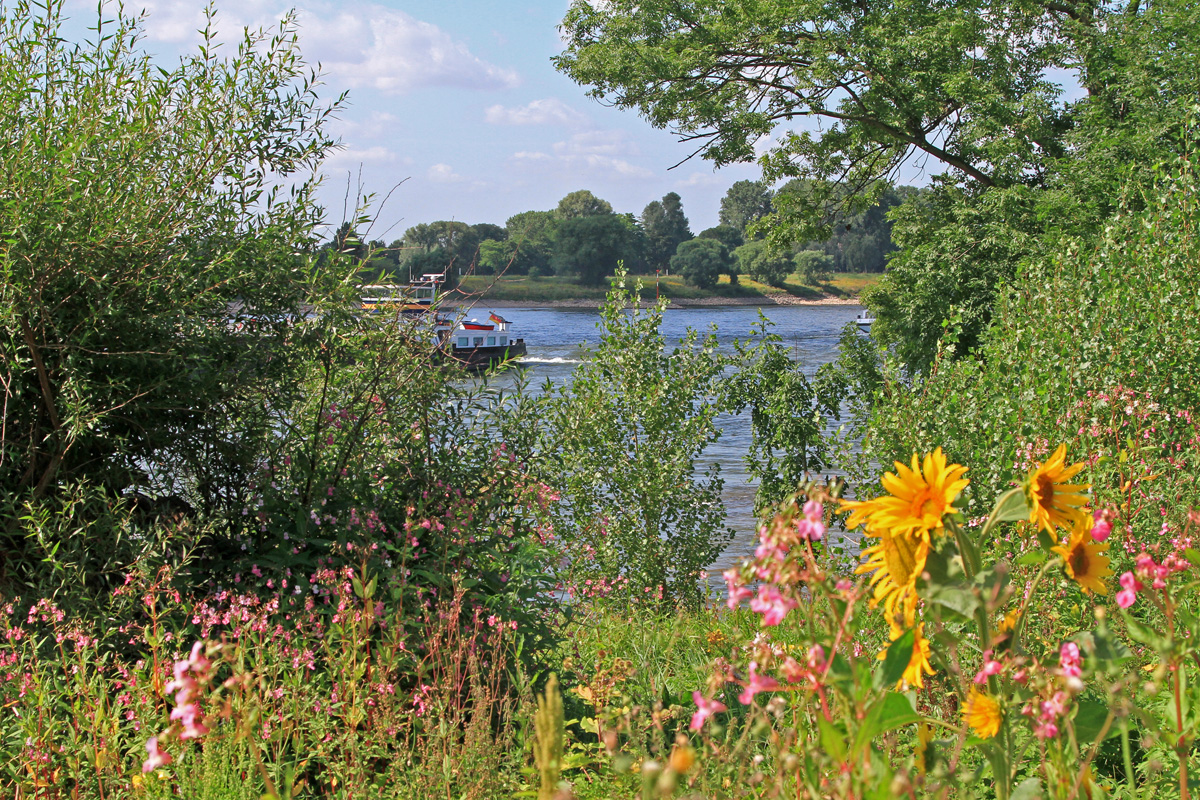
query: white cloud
[
  {"left": 674, "top": 171, "right": 724, "bottom": 188},
  {"left": 485, "top": 98, "right": 587, "bottom": 127},
  {"left": 329, "top": 111, "right": 400, "bottom": 142},
  {"left": 323, "top": 146, "right": 407, "bottom": 171},
  {"left": 427, "top": 163, "right": 464, "bottom": 183},
  {"left": 553, "top": 130, "right": 639, "bottom": 158},
  {"left": 298, "top": 6, "right": 520, "bottom": 94},
  {"left": 119, "top": 1, "right": 520, "bottom": 95}
]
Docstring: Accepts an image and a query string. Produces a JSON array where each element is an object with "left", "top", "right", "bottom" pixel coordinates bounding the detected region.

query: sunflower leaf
[
  {"left": 854, "top": 692, "right": 921, "bottom": 752},
  {"left": 925, "top": 585, "right": 980, "bottom": 621},
  {"left": 880, "top": 628, "right": 915, "bottom": 689}
]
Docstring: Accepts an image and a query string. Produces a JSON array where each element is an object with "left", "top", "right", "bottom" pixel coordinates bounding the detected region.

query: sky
[{"left": 65, "top": 0, "right": 778, "bottom": 241}]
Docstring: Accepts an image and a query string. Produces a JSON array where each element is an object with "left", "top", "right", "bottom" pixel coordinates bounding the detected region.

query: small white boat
[{"left": 855, "top": 312, "right": 875, "bottom": 332}]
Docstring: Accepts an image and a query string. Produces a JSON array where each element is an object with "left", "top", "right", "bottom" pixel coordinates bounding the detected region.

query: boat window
[
  {"left": 486, "top": 336, "right": 496, "bottom": 346},
  {"left": 473, "top": 337, "right": 484, "bottom": 347},
  {"left": 457, "top": 337, "right": 469, "bottom": 348},
  {"left": 499, "top": 336, "right": 507, "bottom": 346}
]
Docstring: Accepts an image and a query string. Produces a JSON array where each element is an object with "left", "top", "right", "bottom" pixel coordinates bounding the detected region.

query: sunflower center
[
  {"left": 1069, "top": 544, "right": 1089, "bottom": 577},
  {"left": 908, "top": 488, "right": 942, "bottom": 527},
  {"left": 1037, "top": 474, "right": 1056, "bottom": 508}
]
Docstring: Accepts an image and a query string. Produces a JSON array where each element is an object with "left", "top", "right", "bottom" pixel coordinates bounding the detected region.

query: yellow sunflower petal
[
  {"left": 962, "top": 689, "right": 1002, "bottom": 739},
  {"left": 1051, "top": 518, "right": 1112, "bottom": 595}
]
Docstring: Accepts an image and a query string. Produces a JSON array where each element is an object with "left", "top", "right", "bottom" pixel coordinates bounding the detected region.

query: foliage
[
  {"left": 551, "top": 213, "right": 642, "bottom": 285},
  {"left": 641, "top": 191, "right": 693, "bottom": 271},
  {"left": 849, "top": 152, "right": 1200, "bottom": 527},
  {"left": 721, "top": 319, "right": 846, "bottom": 510},
  {"left": 733, "top": 239, "right": 791, "bottom": 288},
  {"left": 718, "top": 179, "right": 773, "bottom": 234},
  {"left": 556, "top": 189, "right": 614, "bottom": 220},
  {"left": 670, "top": 238, "right": 727, "bottom": 290},
  {"left": 0, "top": 1, "right": 341, "bottom": 589},
  {"left": 794, "top": 250, "right": 833, "bottom": 286},
  {"left": 541, "top": 270, "right": 731, "bottom": 608}
]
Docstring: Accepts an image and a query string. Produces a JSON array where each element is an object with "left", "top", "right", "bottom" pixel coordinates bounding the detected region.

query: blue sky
[{"left": 84, "top": 0, "right": 773, "bottom": 241}]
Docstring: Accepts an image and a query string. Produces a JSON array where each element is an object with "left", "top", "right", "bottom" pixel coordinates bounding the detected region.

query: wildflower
[
  {"left": 797, "top": 500, "right": 825, "bottom": 541},
  {"left": 842, "top": 448, "right": 969, "bottom": 540},
  {"left": 142, "top": 737, "right": 172, "bottom": 772},
  {"left": 1052, "top": 520, "right": 1112, "bottom": 595},
  {"left": 749, "top": 584, "right": 798, "bottom": 626},
  {"left": 855, "top": 526, "right": 926, "bottom": 626},
  {"left": 962, "top": 689, "right": 1002, "bottom": 739},
  {"left": 1025, "top": 444, "right": 1088, "bottom": 540},
  {"left": 1116, "top": 571, "right": 1142, "bottom": 609},
  {"left": 879, "top": 622, "right": 935, "bottom": 689},
  {"left": 1090, "top": 507, "right": 1113, "bottom": 542},
  {"left": 995, "top": 609, "right": 1020, "bottom": 635},
  {"left": 690, "top": 692, "right": 728, "bottom": 730},
  {"left": 738, "top": 662, "right": 781, "bottom": 705},
  {"left": 722, "top": 568, "right": 753, "bottom": 610},
  {"left": 973, "top": 650, "right": 1003, "bottom": 685}
]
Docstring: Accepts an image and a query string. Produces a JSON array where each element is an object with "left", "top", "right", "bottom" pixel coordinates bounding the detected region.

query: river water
[{"left": 473, "top": 303, "right": 864, "bottom": 578}]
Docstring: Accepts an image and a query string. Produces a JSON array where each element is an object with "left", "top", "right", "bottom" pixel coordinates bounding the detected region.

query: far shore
[{"left": 455, "top": 293, "right": 863, "bottom": 310}]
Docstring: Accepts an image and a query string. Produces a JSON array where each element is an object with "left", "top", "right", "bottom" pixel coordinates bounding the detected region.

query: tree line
[{"left": 340, "top": 179, "right": 910, "bottom": 290}]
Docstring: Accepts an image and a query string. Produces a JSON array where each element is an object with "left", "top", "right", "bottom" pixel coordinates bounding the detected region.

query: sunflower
[
  {"left": 855, "top": 526, "right": 928, "bottom": 626},
  {"left": 962, "top": 689, "right": 1002, "bottom": 739},
  {"left": 842, "top": 448, "right": 969, "bottom": 540},
  {"left": 877, "top": 621, "right": 935, "bottom": 689},
  {"left": 1052, "top": 519, "right": 1112, "bottom": 595},
  {"left": 1025, "top": 444, "right": 1089, "bottom": 540}
]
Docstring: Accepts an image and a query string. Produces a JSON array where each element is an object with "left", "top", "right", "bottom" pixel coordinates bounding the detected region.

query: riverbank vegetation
[
  {"left": 4, "top": 0, "right": 1200, "bottom": 798},
  {"left": 455, "top": 271, "right": 876, "bottom": 305}
]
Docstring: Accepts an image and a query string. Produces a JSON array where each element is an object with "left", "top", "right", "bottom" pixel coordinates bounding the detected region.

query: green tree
[
  {"left": 722, "top": 319, "right": 846, "bottom": 509},
  {"left": 641, "top": 191, "right": 692, "bottom": 271},
  {"left": 734, "top": 240, "right": 792, "bottom": 288},
  {"left": 719, "top": 180, "right": 773, "bottom": 234},
  {"left": 794, "top": 250, "right": 832, "bottom": 286},
  {"left": 670, "top": 238, "right": 727, "bottom": 290},
  {"left": 544, "top": 271, "right": 730, "bottom": 607},
  {"left": 556, "top": 0, "right": 1200, "bottom": 375},
  {"left": 552, "top": 214, "right": 638, "bottom": 285},
  {"left": 555, "top": 189, "right": 613, "bottom": 219}
]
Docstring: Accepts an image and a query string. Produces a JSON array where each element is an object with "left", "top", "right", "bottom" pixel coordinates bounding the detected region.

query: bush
[{"left": 670, "top": 238, "right": 728, "bottom": 290}]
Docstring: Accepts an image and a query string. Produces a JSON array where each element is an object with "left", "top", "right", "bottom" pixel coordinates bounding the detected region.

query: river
[{"left": 471, "top": 303, "right": 865, "bottom": 580}]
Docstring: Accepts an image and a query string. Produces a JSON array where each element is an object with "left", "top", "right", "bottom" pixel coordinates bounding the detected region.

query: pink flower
[
  {"left": 690, "top": 691, "right": 728, "bottom": 730},
  {"left": 142, "top": 737, "right": 173, "bottom": 772},
  {"left": 1091, "top": 509, "right": 1112, "bottom": 542},
  {"left": 738, "top": 663, "right": 781, "bottom": 705},
  {"left": 974, "top": 650, "right": 1003, "bottom": 685},
  {"left": 723, "top": 568, "right": 753, "bottom": 610},
  {"left": 797, "top": 500, "right": 825, "bottom": 541},
  {"left": 1116, "top": 571, "right": 1142, "bottom": 609},
  {"left": 749, "top": 584, "right": 798, "bottom": 626},
  {"left": 1058, "top": 643, "right": 1082, "bottom": 680},
  {"left": 1034, "top": 721, "right": 1059, "bottom": 740}
]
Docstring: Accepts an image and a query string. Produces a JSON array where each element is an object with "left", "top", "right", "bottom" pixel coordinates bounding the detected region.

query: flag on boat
[{"left": 488, "top": 312, "right": 509, "bottom": 325}]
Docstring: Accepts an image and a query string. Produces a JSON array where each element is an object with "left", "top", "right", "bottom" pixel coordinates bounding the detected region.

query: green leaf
[
  {"left": 1123, "top": 615, "right": 1168, "bottom": 650},
  {"left": 819, "top": 717, "right": 848, "bottom": 762},
  {"left": 925, "top": 585, "right": 980, "bottom": 621},
  {"left": 1073, "top": 699, "right": 1117, "bottom": 744},
  {"left": 854, "top": 692, "right": 921, "bottom": 752},
  {"left": 992, "top": 487, "right": 1031, "bottom": 523},
  {"left": 880, "top": 628, "right": 915, "bottom": 689},
  {"left": 1017, "top": 549, "right": 1047, "bottom": 566},
  {"left": 1011, "top": 777, "right": 1044, "bottom": 800}
]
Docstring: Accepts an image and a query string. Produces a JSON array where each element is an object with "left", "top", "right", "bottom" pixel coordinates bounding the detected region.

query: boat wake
[{"left": 519, "top": 356, "right": 584, "bottom": 365}]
